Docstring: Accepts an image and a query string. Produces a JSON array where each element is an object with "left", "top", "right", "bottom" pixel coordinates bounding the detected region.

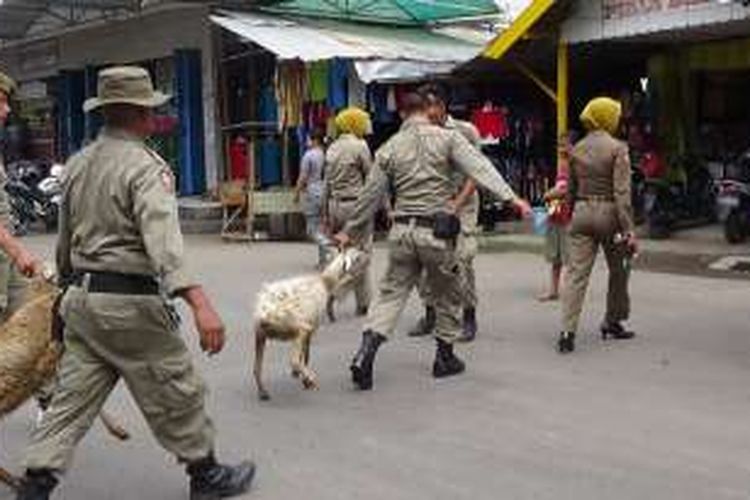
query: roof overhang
[
  {"left": 211, "top": 10, "right": 483, "bottom": 82},
  {"left": 0, "top": 0, "right": 147, "bottom": 41}
]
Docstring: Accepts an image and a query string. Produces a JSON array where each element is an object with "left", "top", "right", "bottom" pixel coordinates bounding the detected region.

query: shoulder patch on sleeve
[{"left": 160, "top": 169, "right": 176, "bottom": 194}]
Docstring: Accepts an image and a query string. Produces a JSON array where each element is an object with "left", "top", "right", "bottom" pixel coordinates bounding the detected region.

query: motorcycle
[
  {"left": 715, "top": 148, "right": 750, "bottom": 244},
  {"left": 6, "top": 160, "right": 63, "bottom": 235},
  {"left": 643, "top": 155, "right": 716, "bottom": 239}
]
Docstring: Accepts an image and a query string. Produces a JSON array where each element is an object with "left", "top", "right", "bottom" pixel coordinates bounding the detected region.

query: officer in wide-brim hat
[
  {"left": 0, "top": 70, "right": 40, "bottom": 320},
  {"left": 0, "top": 71, "right": 17, "bottom": 96},
  {"left": 82, "top": 65, "right": 170, "bottom": 113},
  {"left": 17, "top": 66, "right": 256, "bottom": 500}
]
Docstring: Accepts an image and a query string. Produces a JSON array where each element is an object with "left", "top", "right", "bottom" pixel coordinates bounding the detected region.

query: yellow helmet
[{"left": 335, "top": 107, "right": 373, "bottom": 138}]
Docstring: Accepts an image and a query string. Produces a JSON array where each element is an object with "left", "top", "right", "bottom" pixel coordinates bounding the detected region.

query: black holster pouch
[{"left": 433, "top": 212, "right": 461, "bottom": 240}]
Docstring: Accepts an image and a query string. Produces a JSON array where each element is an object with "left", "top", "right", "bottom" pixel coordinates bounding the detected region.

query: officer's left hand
[
  {"left": 14, "top": 248, "right": 40, "bottom": 278},
  {"left": 513, "top": 198, "right": 533, "bottom": 219},
  {"left": 183, "top": 287, "right": 226, "bottom": 355}
]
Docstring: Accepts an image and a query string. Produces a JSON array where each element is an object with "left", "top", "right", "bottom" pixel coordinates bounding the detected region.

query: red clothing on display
[
  {"left": 230, "top": 137, "right": 249, "bottom": 180},
  {"left": 471, "top": 103, "right": 508, "bottom": 140}
]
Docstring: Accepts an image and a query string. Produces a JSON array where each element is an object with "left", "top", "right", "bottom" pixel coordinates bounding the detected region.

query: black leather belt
[
  {"left": 71, "top": 270, "right": 160, "bottom": 295},
  {"left": 393, "top": 215, "right": 434, "bottom": 228}
]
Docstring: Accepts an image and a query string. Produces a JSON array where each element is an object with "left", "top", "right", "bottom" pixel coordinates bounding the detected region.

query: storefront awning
[
  {"left": 260, "top": 0, "right": 500, "bottom": 26},
  {"left": 483, "top": 0, "right": 556, "bottom": 60},
  {"left": 211, "top": 11, "right": 482, "bottom": 82}
]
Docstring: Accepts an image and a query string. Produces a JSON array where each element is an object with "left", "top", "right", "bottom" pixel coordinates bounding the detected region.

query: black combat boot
[
  {"left": 432, "top": 338, "right": 466, "bottom": 378},
  {"left": 601, "top": 322, "right": 636, "bottom": 340},
  {"left": 459, "top": 307, "right": 478, "bottom": 343},
  {"left": 558, "top": 332, "right": 576, "bottom": 354},
  {"left": 187, "top": 454, "right": 256, "bottom": 500},
  {"left": 408, "top": 306, "right": 436, "bottom": 337},
  {"left": 16, "top": 469, "right": 58, "bottom": 500},
  {"left": 350, "top": 330, "right": 386, "bottom": 390}
]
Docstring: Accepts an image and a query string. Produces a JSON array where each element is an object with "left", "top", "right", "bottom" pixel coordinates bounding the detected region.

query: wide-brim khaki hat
[
  {"left": 83, "top": 66, "right": 170, "bottom": 113},
  {"left": 0, "top": 70, "right": 16, "bottom": 95}
]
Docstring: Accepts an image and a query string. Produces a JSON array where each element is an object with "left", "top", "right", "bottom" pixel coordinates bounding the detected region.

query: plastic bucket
[{"left": 532, "top": 207, "right": 548, "bottom": 235}]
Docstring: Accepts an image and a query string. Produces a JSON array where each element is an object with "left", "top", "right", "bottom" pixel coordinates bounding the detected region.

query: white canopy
[{"left": 211, "top": 11, "right": 483, "bottom": 82}]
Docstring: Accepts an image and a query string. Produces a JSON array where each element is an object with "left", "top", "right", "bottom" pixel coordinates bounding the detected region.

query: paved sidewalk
[{"left": 478, "top": 223, "right": 750, "bottom": 279}]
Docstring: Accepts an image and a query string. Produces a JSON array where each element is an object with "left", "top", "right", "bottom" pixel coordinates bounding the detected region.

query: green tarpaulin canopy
[{"left": 261, "top": 0, "right": 500, "bottom": 26}]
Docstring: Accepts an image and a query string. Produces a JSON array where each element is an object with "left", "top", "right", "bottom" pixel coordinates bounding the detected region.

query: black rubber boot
[
  {"left": 601, "top": 322, "right": 636, "bottom": 340},
  {"left": 16, "top": 469, "right": 58, "bottom": 500},
  {"left": 187, "top": 454, "right": 256, "bottom": 500},
  {"left": 432, "top": 338, "right": 466, "bottom": 378},
  {"left": 558, "top": 332, "right": 576, "bottom": 354},
  {"left": 408, "top": 306, "right": 436, "bottom": 337},
  {"left": 350, "top": 330, "right": 386, "bottom": 390},
  {"left": 458, "top": 307, "right": 478, "bottom": 343}
]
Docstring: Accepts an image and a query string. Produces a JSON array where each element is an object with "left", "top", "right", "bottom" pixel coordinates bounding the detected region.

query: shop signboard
[
  {"left": 604, "top": 0, "right": 715, "bottom": 19},
  {"left": 18, "top": 40, "right": 59, "bottom": 75},
  {"left": 17, "top": 81, "right": 48, "bottom": 100}
]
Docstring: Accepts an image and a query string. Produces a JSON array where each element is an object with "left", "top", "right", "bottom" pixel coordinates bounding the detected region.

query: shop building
[{"left": 0, "top": 2, "right": 222, "bottom": 196}]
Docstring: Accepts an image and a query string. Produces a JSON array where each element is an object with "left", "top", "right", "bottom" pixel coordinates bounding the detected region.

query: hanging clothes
[
  {"left": 386, "top": 86, "right": 398, "bottom": 112},
  {"left": 229, "top": 136, "right": 249, "bottom": 180},
  {"left": 347, "top": 65, "right": 367, "bottom": 108},
  {"left": 257, "top": 136, "right": 282, "bottom": 186},
  {"left": 304, "top": 102, "right": 330, "bottom": 133},
  {"left": 369, "top": 84, "right": 393, "bottom": 124},
  {"left": 472, "top": 102, "right": 509, "bottom": 141},
  {"left": 258, "top": 85, "right": 278, "bottom": 125},
  {"left": 275, "top": 62, "right": 307, "bottom": 130},
  {"left": 308, "top": 61, "right": 329, "bottom": 103},
  {"left": 327, "top": 58, "right": 349, "bottom": 110}
]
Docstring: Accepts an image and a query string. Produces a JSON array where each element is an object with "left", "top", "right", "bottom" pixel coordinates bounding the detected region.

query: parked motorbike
[
  {"left": 715, "top": 148, "right": 750, "bottom": 244},
  {"left": 644, "top": 155, "right": 716, "bottom": 239},
  {"left": 631, "top": 168, "right": 646, "bottom": 226},
  {"left": 5, "top": 160, "right": 63, "bottom": 235}
]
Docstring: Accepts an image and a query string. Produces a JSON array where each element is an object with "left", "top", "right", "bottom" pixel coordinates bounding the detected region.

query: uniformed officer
[
  {"left": 559, "top": 97, "right": 637, "bottom": 354},
  {"left": 0, "top": 70, "right": 37, "bottom": 319},
  {"left": 408, "top": 85, "right": 482, "bottom": 342},
  {"left": 17, "top": 67, "right": 255, "bottom": 500},
  {"left": 335, "top": 93, "right": 531, "bottom": 391},
  {"left": 323, "top": 107, "right": 374, "bottom": 316}
]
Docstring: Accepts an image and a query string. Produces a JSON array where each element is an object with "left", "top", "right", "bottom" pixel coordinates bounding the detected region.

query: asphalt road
[{"left": 1, "top": 235, "right": 749, "bottom": 500}]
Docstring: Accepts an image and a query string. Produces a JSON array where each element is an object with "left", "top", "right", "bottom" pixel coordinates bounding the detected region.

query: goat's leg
[
  {"left": 0, "top": 466, "right": 21, "bottom": 491},
  {"left": 303, "top": 334, "right": 311, "bottom": 366},
  {"left": 297, "top": 331, "right": 319, "bottom": 391},
  {"left": 254, "top": 327, "right": 271, "bottom": 401},
  {"left": 290, "top": 334, "right": 318, "bottom": 391},
  {"left": 326, "top": 295, "right": 336, "bottom": 323}
]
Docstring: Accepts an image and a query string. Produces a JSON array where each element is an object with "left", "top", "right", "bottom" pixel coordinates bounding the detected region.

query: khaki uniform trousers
[
  {"left": 416, "top": 201, "right": 479, "bottom": 310},
  {"left": 0, "top": 250, "right": 28, "bottom": 322},
  {"left": 366, "top": 222, "right": 463, "bottom": 343},
  {"left": 328, "top": 198, "right": 372, "bottom": 309},
  {"left": 416, "top": 235, "right": 476, "bottom": 309},
  {"left": 24, "top": 285, "right": 215, "bottom": 471},
  {"left": 561, "top": 201, "right": 631, "bottom": 333}
]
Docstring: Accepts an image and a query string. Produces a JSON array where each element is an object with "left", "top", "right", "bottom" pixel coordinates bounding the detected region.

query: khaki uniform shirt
[
  {"left": 0, "top": 154, "right": 10, "bottom": 227},
  {"left": 445, "top": 117, "right": 481, "bottom": 230},
  {"left": 324, "top": 134, "right": 372, "bottom": 202},
  {"left": 570, "top": 130, "right": 634, "bottom": 234},
  {"left": 345, "top": 116, "right": 517, "bottom": 238},
  {"left": 57, "top": 128, "right": 193, "bottom": 296}
]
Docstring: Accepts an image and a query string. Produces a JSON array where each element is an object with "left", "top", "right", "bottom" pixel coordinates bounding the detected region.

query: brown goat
[{"left": 0, "top": 276, "right": 128, "bottom": 490}]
